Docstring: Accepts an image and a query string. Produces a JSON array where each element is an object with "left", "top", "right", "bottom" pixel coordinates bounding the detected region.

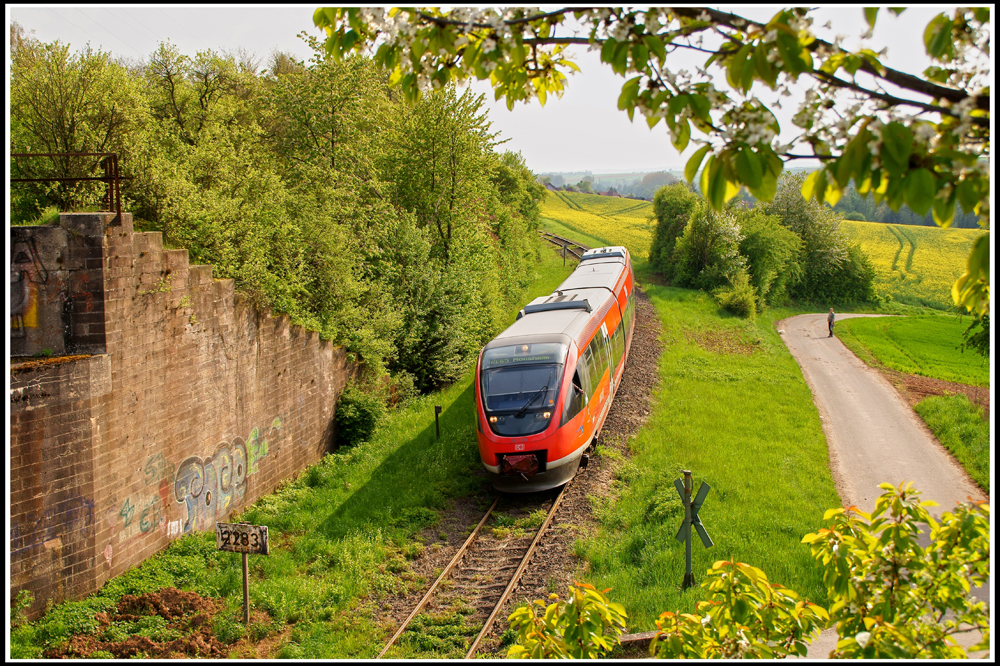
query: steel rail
[
  {"left": 540, "top": 230, "right": 590, "bottom": 251},
  {"left": 539, "top": 232, "right": 588, "bottom": 260},
  {"left": 376, "top": 495, "right": 501, "bottom": 659},
  {"left": 465, "top": 481, "right": 571, "bottom": 658}
]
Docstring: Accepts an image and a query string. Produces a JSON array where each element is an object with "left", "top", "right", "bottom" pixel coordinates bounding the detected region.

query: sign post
[
  {"left": 674, "top": 470, "right": 713, "bottom": 590},
  {"left": 217, "top": 522, "right": 269, "bottom": 624},
  {"left": 435, "top": 405, "right": 442, "bottom": 439}
]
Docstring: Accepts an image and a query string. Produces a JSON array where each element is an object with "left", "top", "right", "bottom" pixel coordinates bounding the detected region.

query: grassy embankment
[
  {"left": 10, "top": 244, "right": 576, "bottom": 660},
  {"left": 837, "top": 315, "right": 990, "bottom": 492},
  {"left": 539, "top": 190, "right": 840, "bottom": 631}
]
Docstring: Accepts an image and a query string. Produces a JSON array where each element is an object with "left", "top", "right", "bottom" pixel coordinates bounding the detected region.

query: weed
[
  {"left": 11, "top": 589, "right": 33, "bottom": 629},
  {"left": 138, "top": 275, "right": 172, "bottom": 296},
  {"left": 178, "top": 294, "right": 192, "bottom": 308},
  {"left": 499, "top": 626, "right": 518, "bottom": 648},
  {"left": 492, "top": 511, "right": 516, "bottom": 527},
  {"left": 594, "top": 444, "right": 622, "bottom": 461},
  {"left": 34, "top": 596, "right": 117, "bottom": 646},
  {"left": 90, "top": 650, "right": 115, "bottom": 659},
  {"left": 516, "top": 509, "right": 548, "bottom": 530}
]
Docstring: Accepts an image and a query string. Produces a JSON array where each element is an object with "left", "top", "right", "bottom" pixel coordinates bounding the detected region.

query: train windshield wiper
[{"left": 515, "top": 385, "right": 548, "bottom": 418}]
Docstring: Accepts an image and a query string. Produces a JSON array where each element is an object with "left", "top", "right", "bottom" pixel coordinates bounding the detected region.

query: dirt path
[{"left": 778, "top": 313, "right": 989, "bottom": 660}]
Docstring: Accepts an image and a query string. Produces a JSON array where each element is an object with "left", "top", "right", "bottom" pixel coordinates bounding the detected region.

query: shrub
[
  {"left": 734, "top": 208, "right": 802, "bottom": 306},
  {"left": 507, "top": 582, "right": 627, "bottom": 659},
  {"left": 335, "top": 384, "right": 386, "bottom": 447},
  {"left": 801, "top": 243, "right": 881, "bottom": 304},
  {"left": 648, "top": 183, "right": 700, "bottom": 280},
  {"left": 713, "top": 271, "right": 758, "bottom": 319},
  {"left": 673, "top": 203, "right": 746, "bottom": 291}
]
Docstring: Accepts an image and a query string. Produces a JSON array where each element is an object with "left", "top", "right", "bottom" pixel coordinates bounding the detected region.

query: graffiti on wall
[
  {"left": 10, "top": 495, "right": 95, "bottom": 556},
  {"left": 10, "top": 237, "right": 49, "bottom": 338},
  {"left": 173, "top": 418, "right": 282, "bottom": 534}
]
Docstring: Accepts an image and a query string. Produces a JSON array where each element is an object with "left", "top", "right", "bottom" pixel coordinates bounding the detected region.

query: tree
[
  {"left": 648, "top": 182, "right": 699, "bottom": 281},
  {"left": 733, "top": 207, "right": 802, "bottom": 306},
  {"left": 672, "top": 202, "right": 745, "bottom": 291},
  {"left": 313, "top": 6, "right": 990, "bottom": 317},
  {"left": 9, "top": 22, "right": 151, "bottom": 218}
]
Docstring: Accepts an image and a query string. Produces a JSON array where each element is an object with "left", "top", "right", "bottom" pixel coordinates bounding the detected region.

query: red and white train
[{"left": 474, "top": 246, "right": 636, "bottom": 492}]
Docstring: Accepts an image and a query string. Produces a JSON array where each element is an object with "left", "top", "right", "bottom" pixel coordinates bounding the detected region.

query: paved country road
[
  {"left": 778, "top": 313, "right": 990, "bottom": 660},
  {"left": 779, "top": 313, "right": 987, "bottom": 513}
]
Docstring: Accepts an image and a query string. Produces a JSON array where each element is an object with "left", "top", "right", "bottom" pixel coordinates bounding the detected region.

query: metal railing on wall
[{"left": 10, "top": 152, "right": 125, "bottom": 221}]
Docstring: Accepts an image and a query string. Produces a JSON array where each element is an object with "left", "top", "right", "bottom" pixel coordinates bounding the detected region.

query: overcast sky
[{"left": 7, "top": 5, "right": 957, "bottom": 174}]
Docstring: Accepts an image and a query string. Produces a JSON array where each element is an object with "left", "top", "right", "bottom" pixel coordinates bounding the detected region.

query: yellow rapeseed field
[
  {"left": 539, "top": 191, "right": 654, "bottom": 259},
  {"left": 841, "top": 220, "right": 987, "bottom": 310},
  {"left": 540, "top": 192, "right": 984, "bottom": 311}
]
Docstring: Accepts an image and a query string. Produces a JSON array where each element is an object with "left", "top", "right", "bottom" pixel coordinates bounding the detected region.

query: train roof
[{"left": 484, "top": 246, "right": 630, "bottom": 352}]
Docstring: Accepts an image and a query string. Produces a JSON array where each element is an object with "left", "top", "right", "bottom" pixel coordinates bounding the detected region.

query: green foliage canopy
[
  {"left": 9, "top": 25, "right": 546, "bottom": 394},
  {"left": 313, "top": 6, "right": 990, "bottom": 317}
]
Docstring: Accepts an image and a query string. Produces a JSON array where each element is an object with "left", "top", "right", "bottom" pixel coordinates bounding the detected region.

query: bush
[
  {"left": 734, "top": 208, "right": 802, "bottom": 306},
  {"left": 648, "top": 183, "right": 700, "bottom": 280},
  {"left": 335, "top": 384, "right": 386, "bottom": 447},
  {"left": 801, "top": 243, "right": 881, "bottom": 304},
  {"left": 507, "top": 582, "right": 627, "bottom": 658},
  {"left": 672, "top": 203, "right": 746, "bottom": 291},
  {"left": 713, "top": 271, "right": 758, "bottom": 319}
]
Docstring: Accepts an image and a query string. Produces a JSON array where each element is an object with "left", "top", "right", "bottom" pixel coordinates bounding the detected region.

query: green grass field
[
  {"left": 836, "top": 315, "right": 989, "bottom": 386},
  {"left": 584, "top": 292, "right": 840, "bottom": 631},
  {"left": 840, "top": 220, "right": 987, "bottom": 311},
  {"left": 914, "top": 395, "right": 990, "bottom": 492}
]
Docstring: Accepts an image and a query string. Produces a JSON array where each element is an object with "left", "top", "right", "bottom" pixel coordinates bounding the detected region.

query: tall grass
[
  {"left": 914, "top": 395, "right": 990, "bottom": 492},
  {"left": 837, "top": 315, "right": 989, "bottom": 386},
  {"left": 582, "top": 289, "right": 840, "bottom": 631}
]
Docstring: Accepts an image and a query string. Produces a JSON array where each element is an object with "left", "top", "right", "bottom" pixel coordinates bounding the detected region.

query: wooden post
[{"left": 242, "top": 552, "right": 250, "bottom": 624}]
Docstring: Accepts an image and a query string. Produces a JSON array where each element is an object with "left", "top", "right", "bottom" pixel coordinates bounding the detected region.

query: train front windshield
[{"left": 481, "top": 343, "right": 568, "bottom": 437}]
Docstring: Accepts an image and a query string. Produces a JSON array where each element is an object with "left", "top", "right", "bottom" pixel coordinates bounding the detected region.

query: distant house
[{"left": 544, "top": 183, "right": 560, "bottom": 192}]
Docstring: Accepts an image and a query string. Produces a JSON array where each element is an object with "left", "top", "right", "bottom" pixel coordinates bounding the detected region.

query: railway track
[
  {"left": 539, "top": 231, "right": 590, "bottom": 260},
  {"left": 378, "top": 482, "right": 574, "bottom": 659}
]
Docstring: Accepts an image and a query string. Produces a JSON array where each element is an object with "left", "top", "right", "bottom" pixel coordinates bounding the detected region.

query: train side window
[
  {"left": 562, "top": 369, "right": 587, "bottom": 424},
  {"left": 580, "top": 346, "right": 595, "bottom": 397},
  {"left": 610, "top": 322, "right": 625, "bottom": 369},
  {"left": 623, "top": 295, "right": 635, "bottom": 344},
  {"left": 589, "top": 334, "right": 608, "bottom": 389}
]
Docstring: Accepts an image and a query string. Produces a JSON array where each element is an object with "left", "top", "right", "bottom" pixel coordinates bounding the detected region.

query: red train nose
[{"left": 501, "top": 454, "right": 539, "bottom": 477}]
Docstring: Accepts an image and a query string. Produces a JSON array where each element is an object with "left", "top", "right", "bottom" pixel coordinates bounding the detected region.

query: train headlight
[
  {"left": 489, "top": 416, "right": 498, "bottom": 423},
  {"left": 521, "top": 345, "right": 529, "bottom": 352},
  {"left": 543, "top": 411, "right": 551, "bottom": 419}
]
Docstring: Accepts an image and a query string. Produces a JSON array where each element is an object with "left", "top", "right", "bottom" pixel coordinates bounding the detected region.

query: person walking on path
[{"left": 827, "top": 308, "right": 835, "bottom": 337}]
